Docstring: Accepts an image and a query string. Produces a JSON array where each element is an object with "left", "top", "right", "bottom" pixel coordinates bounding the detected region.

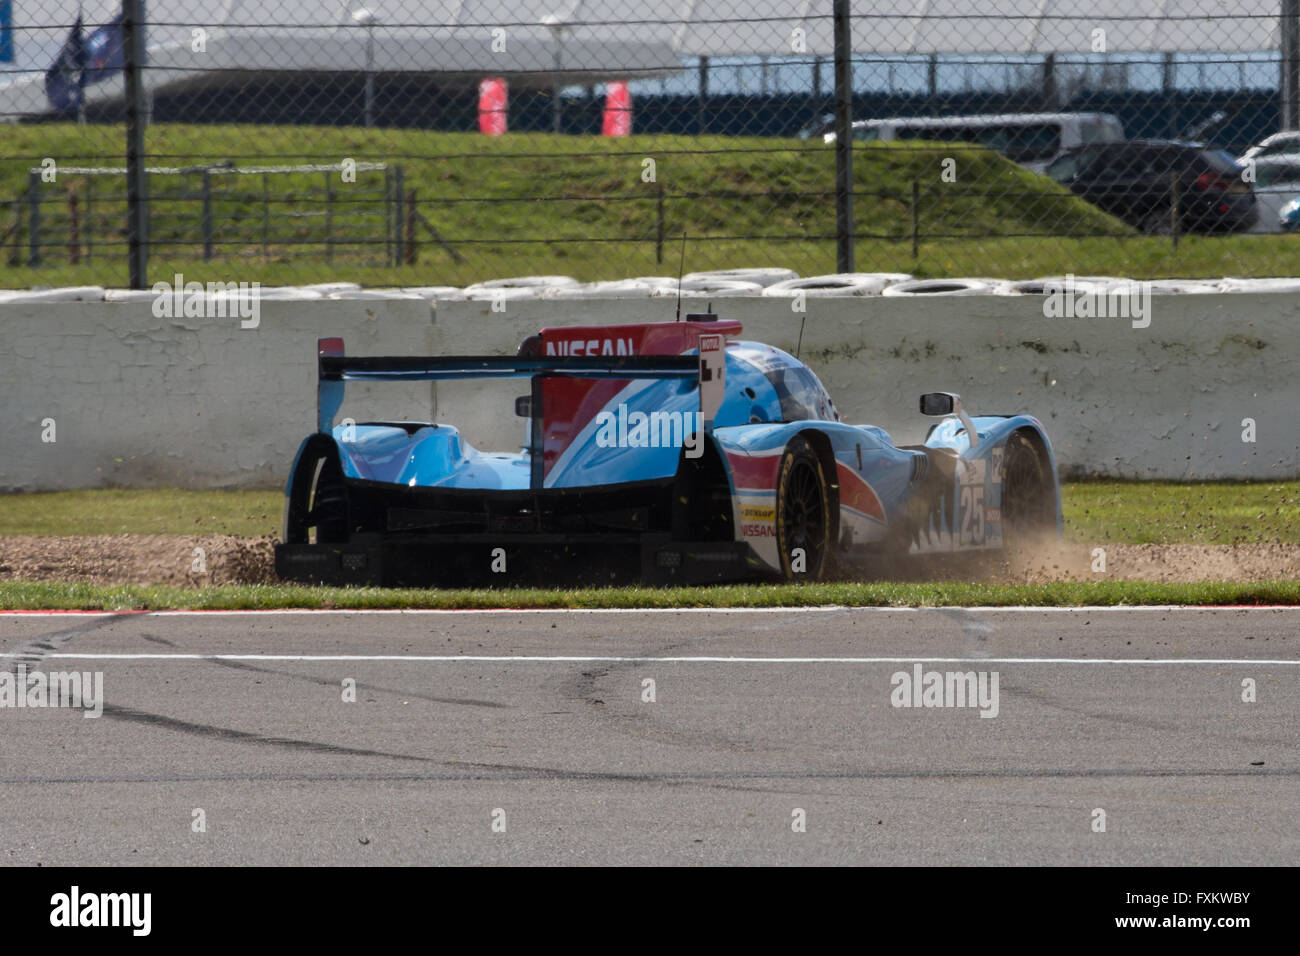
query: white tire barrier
[
  {"left": 1142, "top": 279, "right": 1218, "bottom": 294},
  {"left": 548, "top": 280, "right": 660, "bottom": 298},
  {"left": 881, "top": 278, "right": 996, "bottom": 296},
  {"left": 1217, "top": 277, "right": 1300, "bottom": 293},
  {"left": 235, "top": 287, "right": 322, "bottom": 300},
  {"left": 632, "top": 276, "right": 686, "bottom": 290},
  {"left": 463, "top": 286, "right": 544, "bottom": 302},
  {"left": 650, "top": 278, "right": 764, "bottom": 297},
  {"left": 1001, "top": 276, "right": 1109, "bottom": 295},
  {"left": 300, "top": 282, "right": 362, "bottom": 294},
  {"left": 103, "top": 289, "right": 158, "bottom": 303},
  {"left": 1071, "top": 275, "right": 1134, "bottom": 287},
  {"left": 762, "top": 273, "right": 892, "bottom": 297},
  {"left": 401, "top": 286, "right": 467, "bottom": 300},
  {"left": 683, "top": 268, "right": 799, "bottom": 288},
  {"left": 857, "top": 272, "right": 914, "bottom": 287},
  {"left": 326, "top": 289, "right": 425, "bottom": 300},
  {"left": 464, "top": 275, "right": 579, "bottom": 293},
  {"left": 0, "top": 286, "right": 105, "bottom": 303},
  {"left": 966, "top": 277, "right": 1014, "bottom": 294}
]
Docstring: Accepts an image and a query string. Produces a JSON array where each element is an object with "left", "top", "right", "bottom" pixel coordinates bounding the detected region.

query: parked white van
[{"left": 823, "top": 112, "right": 1125, "bottom": 173}]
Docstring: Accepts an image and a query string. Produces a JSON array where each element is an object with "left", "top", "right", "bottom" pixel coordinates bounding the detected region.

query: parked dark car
[{"left": 1045, "top": 140, "right": 1257, "bottom": 234}]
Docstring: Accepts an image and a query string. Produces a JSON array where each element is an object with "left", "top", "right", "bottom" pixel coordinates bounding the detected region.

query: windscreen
[{"left": 764, "top": 366, "right": 839, "bottom": 423}]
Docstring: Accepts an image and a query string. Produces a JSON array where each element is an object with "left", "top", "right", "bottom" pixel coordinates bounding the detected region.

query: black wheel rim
[{"left": 783, "top": 458, "right": 825, "bottom": 568}]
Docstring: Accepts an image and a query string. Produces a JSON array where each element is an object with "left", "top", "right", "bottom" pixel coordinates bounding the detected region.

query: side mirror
[
  {"left": 920, "top": 391, "right": 980, "bottom": 447},
  {"left": 514, "top": 396, "right": 532, "bottom": 418},
  {"left": 919, "top": 392, "right": 958, "bottom": 417}
]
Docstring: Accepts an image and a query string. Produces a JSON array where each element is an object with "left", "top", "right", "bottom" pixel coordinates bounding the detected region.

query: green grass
[
  {"left": 4, "top": 482, "right": 1299, "bottom": 544},
  {"left": 1063, "top": 481, "right": 1300, "bottom": 545},
  {"left": 2, "top": 578, "right": 1297, "bottom": 610},
  {"left": 0, "top": 489, "right": 283, "bottom": 537},
  {"left": 9, "top": 124, "right": 1296, "bottom": 286}
]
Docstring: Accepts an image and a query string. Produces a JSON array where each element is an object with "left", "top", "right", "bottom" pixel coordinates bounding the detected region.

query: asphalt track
[{"left": 0, "top": 607, "right": 1296, "bottom": 866}]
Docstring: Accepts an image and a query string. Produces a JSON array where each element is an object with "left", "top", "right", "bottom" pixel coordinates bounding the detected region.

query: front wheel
[
  {"left": 1000, "top": 432, "right": 1055, "bottom": 550},
  {"left": 775, "top": 436, "right": 831, "bottom": 581}
]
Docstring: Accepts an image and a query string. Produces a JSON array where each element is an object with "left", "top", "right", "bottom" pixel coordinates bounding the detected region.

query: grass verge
[
  {"left": 3, "top": 482, "right": 1298, "bottom": 544},
  {"left": 17, "top": 125, "right": 1292, "bottom": 286},
  {"left": 2, "top": 579, "right": 1297, "bottom": 610},
  {"left": 1062, "top": 481, "right": 1300, "bottom": 545},
  {"left": 0, "top": 489, "right": 283, "bottom": 537}
]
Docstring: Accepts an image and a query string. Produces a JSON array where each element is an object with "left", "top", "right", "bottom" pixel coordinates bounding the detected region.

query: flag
[
  {"left": 84, "top": 13, "right": 127, "bottom": 85},
  {"left": 1, "top": 1, "right": 15, "bottom": 65},
  {"left": 44, "top": 17, "right": 86, "bottom": 112}
]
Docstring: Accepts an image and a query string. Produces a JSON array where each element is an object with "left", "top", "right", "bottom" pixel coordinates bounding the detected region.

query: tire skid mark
[
  {"left": 935, "top": 607, "right": 995, "bottom": 659},
  {"left": 204, "top": 657, "right": 508, "bottom": 709},
  {"left": 2, "top": 615, "right": 125, "bottom": 671},
  {"left": 0, "top": 766, "right": 1295, "bottom": 786},
  {"left": 98, "top": 703, "right": 438, "bottom": 763},
  {"left": 553, "top": 643, "right": 775, "bottom": 753}
]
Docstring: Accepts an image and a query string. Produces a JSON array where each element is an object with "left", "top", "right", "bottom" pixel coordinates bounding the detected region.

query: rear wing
[{"left": 316, "top": 336, "right": 726, "bottom": 434}]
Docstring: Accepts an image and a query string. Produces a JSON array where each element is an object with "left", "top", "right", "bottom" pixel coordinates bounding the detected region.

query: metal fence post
[
  {"left": 656, "top": 180, "right": 665, "bottom": 264},
  {"left": 1042, "top": 53, "right": 1058, "bottom": 110},
  {"left": 393, "top": 164, "right": 405, "bottom": 267},
  {"left": 832, "top": 0, "right": 854, "bottom": 273},
  {"left": 85, "top": 177, "right": 93, "bottom": 263},
  {"left": 68, "top": 190, "right": 80, "bottom": 265},
  {"left": 324, "top": 170, "right": 334, "bottom": 264},
  {"left": 201, "top": 170, "right": 213, "bottom": 262},
  {"left": 1283, "top": 0, "right": 1300, "bottom": 130},
  {"left": 911, "top": 179, "right": 920, "bottom": 260},
  {"left": 123, "top": 0, "right": 149, "bottom": 288},
  {"left": 405, "top": 189, "right": 417, "bottom": 265},
  {"left": 8, "top": 198, "right": 21, "bottom": 266},
  {"left": 383, "top": 166, "right": 393, "bottom": 266},
  {"left": 26, "top": 170, "right": 40, "bottom": 267},
  {"left": 1171, "top": 172, "right": 1180, "bottom": 251},
  {"left": 698, "top": 56, "right": 709, "bottom": 134},
  {"left": 262, "top": 172, "right": 271, "bottom": 262}
]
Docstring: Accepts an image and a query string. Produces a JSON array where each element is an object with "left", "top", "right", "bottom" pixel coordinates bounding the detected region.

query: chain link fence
[{"left": 2, "top": 1, "right": 1299, "bottom": 289}]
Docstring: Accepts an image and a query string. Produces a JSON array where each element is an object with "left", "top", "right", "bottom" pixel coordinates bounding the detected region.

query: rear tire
[
  {"left": 308, "top": 452, "right": 350, "bottom": 543},
  {"left": 284, "top": 441, "right": 350, "bottom": 545},
  {"left": 775, "top": 436, "right": 831, "bottom": 581}
]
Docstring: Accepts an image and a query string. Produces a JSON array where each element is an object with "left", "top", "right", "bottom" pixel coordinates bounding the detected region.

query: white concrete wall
[
  {"left": 0, "top": 298, "right": 435, "bottom": 491},
  {"left": 2, "top": 292, "right": 1296, "bottom": 490}
]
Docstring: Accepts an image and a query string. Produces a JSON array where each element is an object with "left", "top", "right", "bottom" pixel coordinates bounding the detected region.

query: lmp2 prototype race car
[{"left": 274, "top": 316, "right": 1061, "bottom": 586}]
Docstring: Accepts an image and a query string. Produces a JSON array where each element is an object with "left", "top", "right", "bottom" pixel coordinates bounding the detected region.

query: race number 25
[{"left": 960, "top": 484, "right": 986, "bottom": 546}]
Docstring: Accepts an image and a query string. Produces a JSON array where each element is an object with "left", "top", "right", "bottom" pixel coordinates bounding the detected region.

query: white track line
[{"left": 1, "top": 652, "right": 1296, "bottom": 665}]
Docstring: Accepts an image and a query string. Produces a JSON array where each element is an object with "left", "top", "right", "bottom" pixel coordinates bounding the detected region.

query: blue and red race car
[{"left": 274, "top": 315, "right": 1061, "bottom": 586}]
